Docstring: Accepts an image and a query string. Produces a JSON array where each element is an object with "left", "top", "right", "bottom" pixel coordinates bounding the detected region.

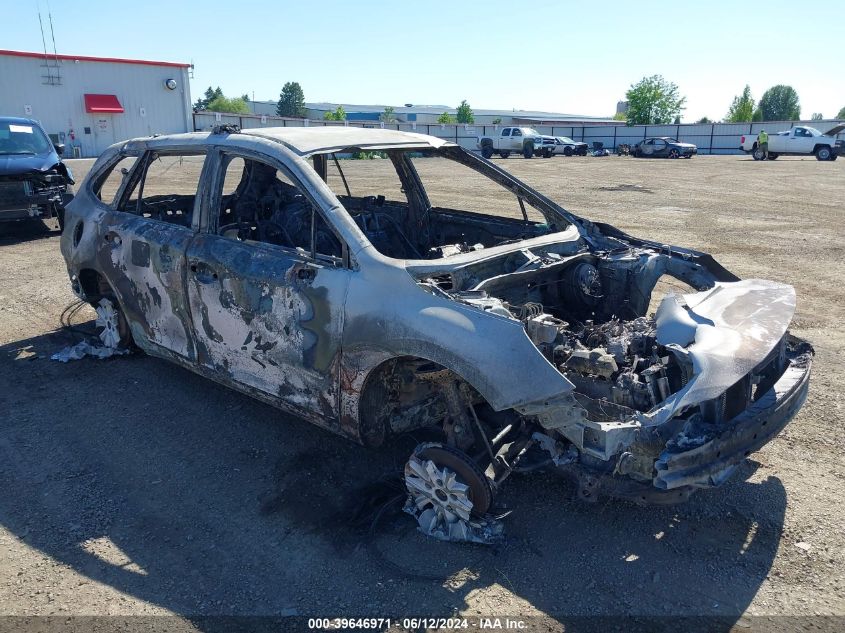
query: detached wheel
[
  {"left": 405, "top": 443, "right": 493, "bottom": 521},
  {"left": 481, "top": 144, "right": 494, "bottom": 159},
  {"left": 815, "top": 146, "right": 832, "bottom": 161}
]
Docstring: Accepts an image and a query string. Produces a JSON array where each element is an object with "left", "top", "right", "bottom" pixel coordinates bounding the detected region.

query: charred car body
[
  {"left": 632, "top": 137, "right": 697, "bottom": 159},
  {"left": 0, "top": 117, "right": 74, "bottom": 228},
  {"left": 60, "top": 126, "right": 812, "bottom": 542}
]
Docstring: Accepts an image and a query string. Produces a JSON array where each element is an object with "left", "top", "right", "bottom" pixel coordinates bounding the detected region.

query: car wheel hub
[{"left": 95, "top": 298, "right": 121, "bottom": 349}]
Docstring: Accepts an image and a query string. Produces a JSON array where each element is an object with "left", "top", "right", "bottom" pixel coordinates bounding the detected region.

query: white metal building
[{"left": 0, "top": 49, "right": 193, "bottom": 157}]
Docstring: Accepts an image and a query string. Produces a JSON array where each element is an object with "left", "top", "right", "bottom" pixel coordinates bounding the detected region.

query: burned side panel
[
  {"left": 96, "top": 213, "right": 196, "bottom": 359},
  {"left": 185, "top": 233, "right": 349, "bottom": 427}
]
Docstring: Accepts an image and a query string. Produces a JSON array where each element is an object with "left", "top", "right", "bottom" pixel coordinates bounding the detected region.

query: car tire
[
  {"left": 829, "top": 154, "right": 838, "bottom": 161},
  {"left": 499, "top": 150, "right": 510, "bottom": 158},
  {"left": 752, "top": 147, "right": 765, "bottom": 161},
  {"left": 543, "top": 150, "right": 553, "bottom": 158},
  {"left": 523, "top": 141, "right": 534, "bottom": 159},
  {"left": 564, "top": 146, "right": 573, "bottom": 157},
  {"left": 481, "top": 144, "right": 494, "bottom": 159},
  {"left": 815, "top": 146, "right": 832, "bottom": 161},
  {"left": 668, "top": 149, "right": 680, "bottom": 159}
]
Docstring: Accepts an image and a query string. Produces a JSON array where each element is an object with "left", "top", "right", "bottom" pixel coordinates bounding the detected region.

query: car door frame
[
  {"left": 89, "top": 144, "right": 212, "bottom": 362},
  {"left": 185, "top": 143, "right": 353, "bottom": 428}
]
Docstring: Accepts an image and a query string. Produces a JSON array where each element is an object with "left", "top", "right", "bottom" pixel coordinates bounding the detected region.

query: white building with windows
[{"left": 0, "top": 49, "right": 193, "bottom": 157}]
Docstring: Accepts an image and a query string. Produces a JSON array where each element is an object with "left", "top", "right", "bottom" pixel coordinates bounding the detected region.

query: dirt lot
[{"left": 1, "top": 154, "right": 843, "bottom": 628}]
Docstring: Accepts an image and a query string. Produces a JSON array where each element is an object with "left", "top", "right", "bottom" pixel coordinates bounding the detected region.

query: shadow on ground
[
  {"left": 0, "top": 327, "right": 786, "bottom": 630},
  {"left": 0, "top": 219, "right": 59, "bottom": 244}
]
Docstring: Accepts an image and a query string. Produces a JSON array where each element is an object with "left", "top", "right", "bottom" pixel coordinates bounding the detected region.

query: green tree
[
  {"left": 725, "top": 85, "right": 755, "bottom": 122},
  {"left": 323, "top": 105, "right": 347, "bottom": 121},
  {"left": 752, "top": 107, "right": 763, "bottom": 122},
  {"left": 276, "top": 82, "right": 306, "bottom": 118},
  {"left": 437, "top": 112, "right": 453, "bottom": 124},
  {"left": 624, "top": 75, "right": 686, "bottom": 125},
  {"left": 810, "top": 112, "right": 823, "bottom": 121},
  {"left": 194, "top": 86, "right": 223, "bottom": 111},
  {"left": 696, "top": 116, "right": 712, "bottom": 124},
  {"left": 612, "top": 112, "right": 627, "bottom": 122},
  {"left": 456, "top": 100, "right": 474, "bottom": 124},
  {"left": 757, "top": 85, "right": 800, "bottom": 121},
  {"left": 380, "top": 106, "right": 397, "bottom": 123},
  {"left": 206, "top": 95, "right": 250, "bottom": 114},
  {"left": 837, "top": 106, "right": 845, "bottom": 119}
]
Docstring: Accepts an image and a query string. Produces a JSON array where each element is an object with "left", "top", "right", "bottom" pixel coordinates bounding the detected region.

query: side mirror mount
[{"left": 54, "top": 143, "right": 65, "bottom": 156}]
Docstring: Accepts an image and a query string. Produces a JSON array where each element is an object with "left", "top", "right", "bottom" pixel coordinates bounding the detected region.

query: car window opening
[
  {"left": 316, "top": 147, "right": 563, "bottom": 261},
  {"left": 216, "top": 155, "right": 343, "bottom": 262}
]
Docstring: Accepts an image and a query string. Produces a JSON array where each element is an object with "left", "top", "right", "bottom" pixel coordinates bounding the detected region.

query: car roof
[
  {"left": 0, "top": 116, "right": 38, "bottom": 126},
  {"left": 242, "top": 126, "right": 453, "bottom": 156},
  {"left": 132, "top": 126, "right": 454, "bottom": 157}
]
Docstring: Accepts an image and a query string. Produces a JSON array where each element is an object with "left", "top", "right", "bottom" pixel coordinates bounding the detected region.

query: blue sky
[{"left": 5, "top": 0, "right": 843, "bottom": 121}]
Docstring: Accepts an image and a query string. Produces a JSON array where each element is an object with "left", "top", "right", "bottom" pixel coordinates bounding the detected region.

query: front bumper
[
  {"left": 559, "top": 336, "right": 813, "bottom": 504},
  {"left": 0, "top": 182, "right": 69, "bottom": 222},
  {"left": 653, "top": 337, "right": 812, "bottom": 490}
]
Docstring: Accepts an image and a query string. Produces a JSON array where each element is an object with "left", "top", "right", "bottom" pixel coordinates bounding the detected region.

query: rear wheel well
[{"left": 76, "top": 269, "right": 111, "bottom": 301}]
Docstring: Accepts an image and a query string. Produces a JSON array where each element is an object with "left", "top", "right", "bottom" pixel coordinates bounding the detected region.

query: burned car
[
  {"left": 1, "top": 116, "right": 74, "bottom": 229},
  {"left": 60, "top": 126, "right": 812, "bottom": 542},
  {"left": 632, "top": 137, "right": 697, "bottom": 159}
]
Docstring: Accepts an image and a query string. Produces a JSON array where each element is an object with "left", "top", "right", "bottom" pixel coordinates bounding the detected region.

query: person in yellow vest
[{"left": 757, "top": 129, "right": 769, "bottom": 160}]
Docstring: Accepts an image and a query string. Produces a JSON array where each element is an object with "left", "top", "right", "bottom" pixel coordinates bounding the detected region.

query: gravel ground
[{"left": 0, "top": 154, "right": 843, "bottom": 628}]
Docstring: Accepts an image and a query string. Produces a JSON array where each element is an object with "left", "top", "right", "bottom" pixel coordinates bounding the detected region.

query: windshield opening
[
  {"left": 316, "top": 146, "right": 568, "bottom": 260},
  {"left": 0, "top": 121, "right": 53, "bottom": 155}
]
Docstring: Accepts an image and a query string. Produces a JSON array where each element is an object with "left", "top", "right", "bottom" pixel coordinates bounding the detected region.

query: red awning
[{"left": 84, "top": 94, "right": 124, "bottom": 113}]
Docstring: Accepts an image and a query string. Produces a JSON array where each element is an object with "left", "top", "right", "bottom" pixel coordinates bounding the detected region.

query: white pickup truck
[
  {"left": 477, "top": 127, "right": 556, "bottom": 159},
  {"left": 740, "top": 124, "right": 844, "bottom": 161}
]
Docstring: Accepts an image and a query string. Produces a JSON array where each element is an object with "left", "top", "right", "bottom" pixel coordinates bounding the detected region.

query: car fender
[{"left": 340, "top": 250, "right": 574, "bottom": 418}]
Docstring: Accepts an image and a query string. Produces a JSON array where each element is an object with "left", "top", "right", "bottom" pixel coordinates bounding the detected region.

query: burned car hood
[
  {"left": 0, "top": 152, "right": 61, "bottom": 177},
  {"left": 647, "top": 279, "right": 795, "bottom": 423}
]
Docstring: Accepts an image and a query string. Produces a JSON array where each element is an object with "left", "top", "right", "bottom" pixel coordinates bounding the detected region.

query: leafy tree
[
  {"left": 241, "top": 94, "right": 250, "bottom": 103},
  {"left": 323, "top": 105, "right": 346, "bottom": 121},
  {"left": 696, "top": 116, "right": 712, "bottom": 124},
  {"left": 276, "top": 82, "right": 306, "bottom": 118},
  {"left": 752, "top": 108, "right": 763, "bottom": 122},
  {"left": 456, "top": 100, "right": 474, "bottom": 124},
  {"left": 838, "top": 106, "right": 845, "bottom": 119},
  {"left": 380, "top": 106, "right": 397, "bottom": 123},
  {"left": 206, "top": 95, "right": 250, "bottom": 114},
  {"left": 437, "top": 112, "right": 453, "bottom": 124},
  {"left": 612, "top": 112, "right": 627, "bottom": 122},
  {"left": 757, "top": 85, "right": 800, "bottom": 121},
  {"left": 725, "top": 85, "right": 755, "bottom": 122},
  {"left": 624, "top": 75, "right": 686, "bottom": 125},
  {"left": 194, "top": 86, "right": 223, "bottom": 111},
  {"left": 810, "top": 112, "right": 823, "bottom": 121}
]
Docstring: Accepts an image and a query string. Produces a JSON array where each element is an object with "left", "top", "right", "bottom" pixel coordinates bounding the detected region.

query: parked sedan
[
  {"left": 552, "top": 136, "right": 588, "bottom": 156},
  {"left": 633, "top": 137, "right": 697, "bottom": 158},
  {"left": 61, "top": 126, "right": 810, "bottom": 543}
]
